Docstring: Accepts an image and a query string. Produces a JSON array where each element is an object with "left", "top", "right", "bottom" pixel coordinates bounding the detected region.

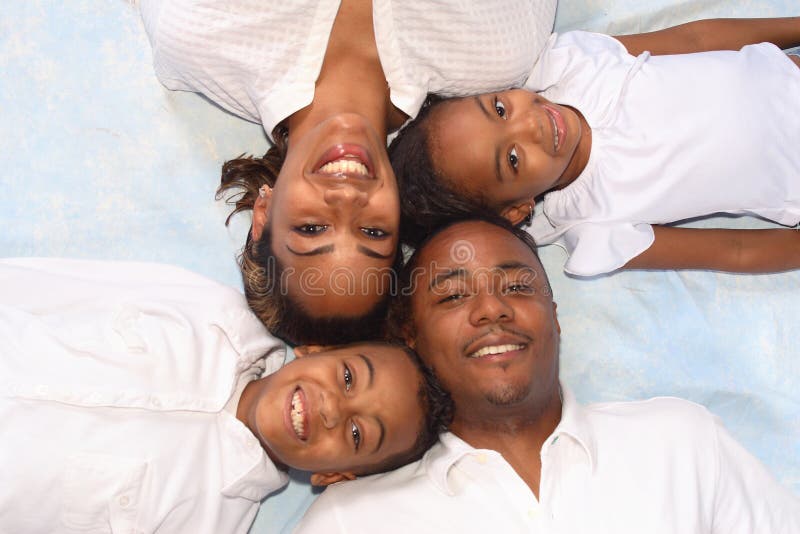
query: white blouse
[{"left": 141, "top": 0, "right": 557, "bottom": 139}]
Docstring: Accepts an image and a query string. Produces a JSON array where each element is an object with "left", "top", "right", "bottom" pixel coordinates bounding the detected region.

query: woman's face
[{"left": 254, "top": 113, "right": 400, "bottom": 319}]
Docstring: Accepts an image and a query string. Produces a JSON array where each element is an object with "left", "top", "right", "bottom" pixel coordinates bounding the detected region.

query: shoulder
[
  {"left": 586, "top": 396, "right": 719, "bottom": 443},
  {"left": 295, "top": 460, "right": 430, "bottom": 533}
]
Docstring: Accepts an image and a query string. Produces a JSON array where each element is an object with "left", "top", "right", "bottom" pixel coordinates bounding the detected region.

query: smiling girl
[{"left": 390, "top": 17, "right": 800, "bottom": 276}]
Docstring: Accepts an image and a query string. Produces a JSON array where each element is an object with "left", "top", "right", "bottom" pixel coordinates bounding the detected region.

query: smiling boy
[{"left": 0, "top": 258, "right": 450, "bottom": 534}]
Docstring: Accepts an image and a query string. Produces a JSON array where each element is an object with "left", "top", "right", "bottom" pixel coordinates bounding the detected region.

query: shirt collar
[
  {"left": 424, "top": 383, "right": 597, "bottom": 495},
  {"left": 218, "top": 413, "right": 290, "bottom": 501}
]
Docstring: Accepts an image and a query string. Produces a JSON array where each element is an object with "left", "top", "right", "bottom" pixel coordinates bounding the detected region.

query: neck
[
  {"left": 450, "top": 390, "right": 562, "bottom": 498},
  {"left": 285, "top": 0, "right": 406, "bottom": 143},
  {"left": 555, "top": 106, "right": 592, "bottom": 190}
]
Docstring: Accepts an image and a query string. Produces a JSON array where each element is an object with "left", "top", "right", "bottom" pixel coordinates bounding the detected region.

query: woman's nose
[
  {"left": 510, "top": 107, "right": 542, "bottom": 145},
  {"left": 323, "top": 185, "right": 368, "bottom": 207}
]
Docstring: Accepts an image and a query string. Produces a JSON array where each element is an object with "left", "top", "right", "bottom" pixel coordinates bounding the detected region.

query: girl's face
[
  {"left": 429, "top": 89, "right": 589, "bottom": 219},
  {"left": 254, "top": 113, "right": 400, "bottom": 318}
]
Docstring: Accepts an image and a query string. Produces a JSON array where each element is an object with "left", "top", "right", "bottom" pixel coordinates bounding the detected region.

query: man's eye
[
  {"left": 295, "top": 224, "right": 327, "bottom": 235},
  {"left": 343, "top": 365, "right": 353, "bottom": 392},
  {"left": 350, "top": 421, "right": 361, "bottom": 450},
  {"left": 494, "top": 97, "right": 507, "bottom": 119},
  {"left": 506, "top": 283, "right": 534, "bottom": 295},
  {"left": 361, "top": 227, "right": 388, "bottom": 239},
  {"left": 508, "top": 147, "right": 519, "bottom": 170}
]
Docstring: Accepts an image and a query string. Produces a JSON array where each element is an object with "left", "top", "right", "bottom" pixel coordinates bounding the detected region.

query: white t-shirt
[
  {"left": 0, "top": 258, "right": 288, "bottom": 534},
  {"left": 295, "top": 387, "right": 800, "bottom": 533},
  {"left": 140, "top": 0, "right": 556, "bottom": 139},
  {"left": 526, "top": 31, "right": 800, "bottom": 276}
]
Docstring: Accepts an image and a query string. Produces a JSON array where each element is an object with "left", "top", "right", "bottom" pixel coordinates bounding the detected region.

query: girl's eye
[
  {"left": 343, "top": 365, "right": 353, "bottom": 392},
  {"left": 494, "top": 97, "right": 507, "bottom": 119},
  {"left": 508, "top": 147, "right": 519, "bottom": 170},
  {"left": 361, "top": 227, "right": 388, "bottom": 239},
  {"left": 295, "top": 224, "right": 327, "bottom": 235},
  {"left": 350, "top": 421, "right": 361, "bottom": 451}
]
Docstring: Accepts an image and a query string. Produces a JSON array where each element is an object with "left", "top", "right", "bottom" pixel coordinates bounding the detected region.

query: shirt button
[
  {"left": 35, "top": 384, "right": 49, "bottom": 396},
  {"left": 475, "top": 453, "right": 488, "bottom": 464},
  {"left": 119, "top": 495, "right": 130, "bottom": 507},
  {"left": 527, "top": 507, "right": 538, "bottom": 518},
  {"left": 150, "top": 397, "right": 162, "bottom": 408}
]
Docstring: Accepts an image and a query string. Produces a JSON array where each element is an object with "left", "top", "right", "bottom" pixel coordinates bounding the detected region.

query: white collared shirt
[
  {"left": 0, "top": 258, "right": 288, "bottom": 534},
  {"left": 296, "top": 387, "right": 800, "bottom": 533}
]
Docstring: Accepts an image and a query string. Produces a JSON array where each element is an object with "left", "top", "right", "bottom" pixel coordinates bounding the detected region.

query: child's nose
[
  {"left": 319, "top": 389, "right": 342, "bottom": 429},
  {"left": 511, "top": 107, "right": 542, "bottom": 145}
]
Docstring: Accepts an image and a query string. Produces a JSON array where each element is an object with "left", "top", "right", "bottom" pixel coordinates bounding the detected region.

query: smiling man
[{"left": 296, "top": 217, "right": 800, "bottom": 533}]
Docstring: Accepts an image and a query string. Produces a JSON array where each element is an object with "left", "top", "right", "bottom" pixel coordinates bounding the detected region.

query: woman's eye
[
  {"left": 508, "top": 147, "right": 519, "bottom": 170},
  {"left": 295, "top": 224, "right": 327, "bottom": 235},
  {"left": 361, "top": 227, "right": 388, "bottom": 239},
  {"left": 343, "top": 365, "right": 353, "bottom": 392},
  {"left": 350, "top": 421, "right": 361, "bottom": 451},
  {"left": 494, "top": 97, "right": 507, "bottom": 119}
]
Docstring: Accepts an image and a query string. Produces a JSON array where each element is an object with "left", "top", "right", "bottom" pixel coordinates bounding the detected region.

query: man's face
[
  {"left": 252, "top": 343, "right": 423, "bottom": 475},
  {"left": 408, "top": 221, "right": 560, "bottom": 420}
]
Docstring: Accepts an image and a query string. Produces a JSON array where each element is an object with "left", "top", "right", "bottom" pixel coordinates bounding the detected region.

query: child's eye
[
  {"left": 508, "top": 147, "right": 519, "bottom": 170},
  {"left": 350, "top": 421, "right": 361, "bottom": 451},
  {"left": 295, "top": 224, "right": 328, "bottom": 235},
  {"left": 361, "top": 227, "right": 388, "bottom": 239},
  {"left": 438, "top": 293, "right": 465, "bottom": 304},
  {"left": 493, "top": 97, "right": 507, "bottom": 119},
  {"left": 343, "top": 365, "right": 353, "bottom": 392}
]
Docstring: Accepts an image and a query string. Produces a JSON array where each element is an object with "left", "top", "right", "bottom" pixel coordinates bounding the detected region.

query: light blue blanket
[{"left": 1, "top": 1, "right": 797, "bottom": 532}]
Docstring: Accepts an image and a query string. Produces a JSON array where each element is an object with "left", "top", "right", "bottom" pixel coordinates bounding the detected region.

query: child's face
[
  {"left": 430, "top": 89, "right": 587, "bottom": 213},
  {"left": 251, "top": 343, "right": 424, "bottom": 475}
]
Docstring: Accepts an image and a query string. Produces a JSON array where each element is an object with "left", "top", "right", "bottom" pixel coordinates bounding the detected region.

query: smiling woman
[{"left": 140, "top": 0, "right": 556, "bottom": 344}]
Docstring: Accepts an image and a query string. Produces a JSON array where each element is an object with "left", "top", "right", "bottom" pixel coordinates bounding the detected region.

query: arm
[
  {"left": 614, "top": 17, "right": 800, "bottom": 56},
  {"left": 623, "top": 225, "right": 800, "bottom": 273}
]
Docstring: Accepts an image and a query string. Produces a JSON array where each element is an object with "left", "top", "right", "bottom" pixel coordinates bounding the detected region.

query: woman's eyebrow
[
  {"left": 358, "top": 245, "right": 393, "bottom": 260},
  {"left": 286, "top": 244, "right": 334, "bottom": 256}
]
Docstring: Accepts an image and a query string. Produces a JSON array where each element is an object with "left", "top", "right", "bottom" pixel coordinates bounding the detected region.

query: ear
[
  {"left": 293, "top": 345, "right": 329, "bottom": 358},
  {"left": 251, "top": 186, "right": 273, "bottom": 242},
  {"left": 501, "top": 200, "right": 534, "bottom": 226},
  {"left": 310, "top": 471, "right": 356, "bottom": 487}
]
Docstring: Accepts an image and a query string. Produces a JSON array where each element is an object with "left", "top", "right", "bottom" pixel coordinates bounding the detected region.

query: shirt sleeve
[
  {"left": 711, "top": 416, "right": 800, "bottom": 533},
  {"left": 556, "top": 222, "right": 655, "bottom": 276}
]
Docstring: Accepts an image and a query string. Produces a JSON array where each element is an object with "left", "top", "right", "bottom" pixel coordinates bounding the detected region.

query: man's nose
[
  {"left": 323, "top": 184, "right": 369, "bottom": 207},
  {"left": 469, "top": 291, "right": 514, "bottom": 326}
]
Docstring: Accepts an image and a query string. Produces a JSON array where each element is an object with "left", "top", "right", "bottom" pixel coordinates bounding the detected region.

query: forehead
[{"left": 415, "top": 221, "right": 540, "bottom": 273}]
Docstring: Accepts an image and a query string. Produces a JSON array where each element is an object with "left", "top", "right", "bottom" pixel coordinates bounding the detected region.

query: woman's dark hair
[
  {"left": 216, "top": 126, "right": 397, "bottom": 346},
  {"left": 389, "top": 95, "right": 500, "bottom": 248}
]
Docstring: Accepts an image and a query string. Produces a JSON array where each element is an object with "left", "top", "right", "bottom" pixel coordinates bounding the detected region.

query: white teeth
[
  {"left": 318, "top": 158, "right": 368, "bottom": 176},
  {"left": 469, "top": 344, "right": 524, "bottom": 358},
  {"left": 291, "top": 389, "right": 306, "bottom": 439},
  {"left": 548, "top": 112, "right": 559, "bottom": 151}
]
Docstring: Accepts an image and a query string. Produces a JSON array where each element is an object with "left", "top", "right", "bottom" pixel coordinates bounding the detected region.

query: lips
[
  {"left": 289, "top": 387, "right": 309, "bottom": 441},
  {"left": 464, "top": 333, "right": 530, "bottom": 360},
  {"left": 541, "top": 104, "right": 566, "bottom": 153},
  {"left": 313, "top": 144, "right": 375, "bottom": 179}
]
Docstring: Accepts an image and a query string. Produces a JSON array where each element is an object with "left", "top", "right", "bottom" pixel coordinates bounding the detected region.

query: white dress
[
  {"left": 525, "top": 31, "right": 800, "bottom": 276},
  {"left": 141, "top": 0, "right": 557, "bottom": 140}
]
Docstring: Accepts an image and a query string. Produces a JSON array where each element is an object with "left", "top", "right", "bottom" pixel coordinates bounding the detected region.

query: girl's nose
[
  {"left": 323, "top": 185, "right": 368, "bottom": 207},
  {"left": 319, "top": 389, "right": 342, "bottom": 429}
]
